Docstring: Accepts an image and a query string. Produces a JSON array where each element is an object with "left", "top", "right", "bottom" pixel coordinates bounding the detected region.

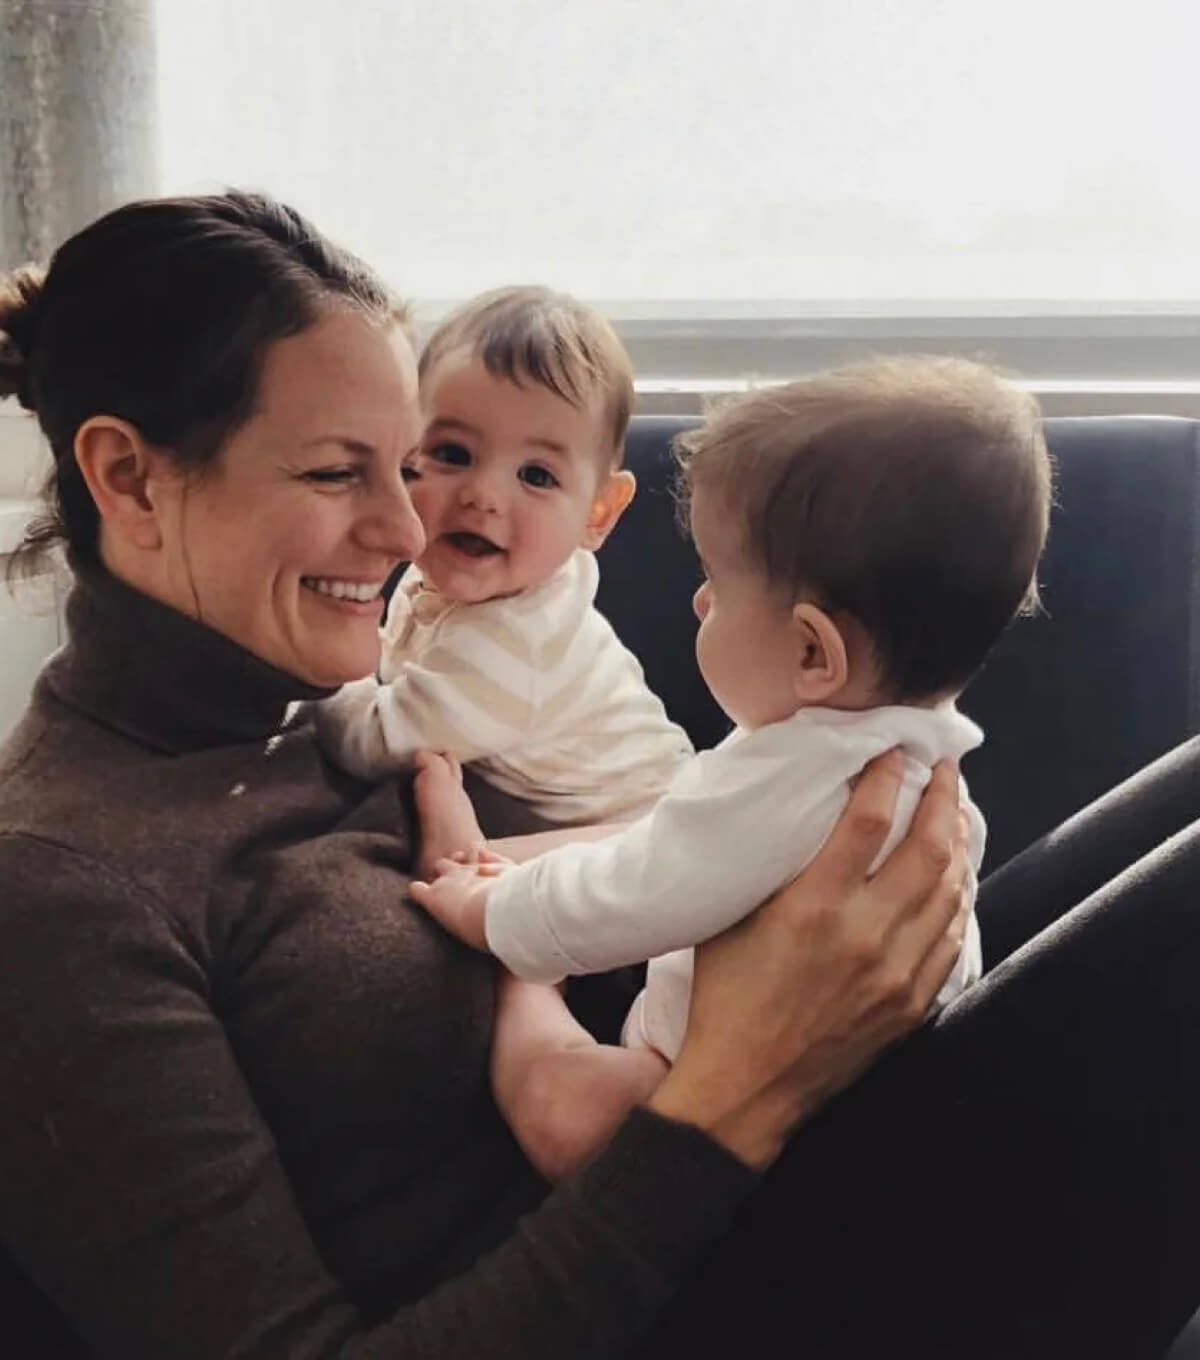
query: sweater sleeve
[
  {"left": 0, "top": 835, "right": 755, "bottom": 1360},
  {"left": 484, "top": 731, "right": 855, "bottom": 981},
  {"left": 313, "top": 610, "right": 542, "bottom": 779}
]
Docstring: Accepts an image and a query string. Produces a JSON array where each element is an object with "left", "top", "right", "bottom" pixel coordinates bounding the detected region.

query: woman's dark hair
[{"left": 0, "top": 190, "right": 407, "bottom": 576}]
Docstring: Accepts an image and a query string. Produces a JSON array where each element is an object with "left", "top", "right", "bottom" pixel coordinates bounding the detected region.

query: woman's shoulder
[
  {"left": 0, "top": 827, "right": 203, "bottom": 1025},
  {"left": 0, "top": 679, "right": 150, "bottom": 843},
  {"left": 0, "top": 697, "right": 184, "bottom": 934}
]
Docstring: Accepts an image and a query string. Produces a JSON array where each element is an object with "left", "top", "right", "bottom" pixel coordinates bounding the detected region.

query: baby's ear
[
  {"left": 791, "top": 602, "right": 850, "bottom": 704},
  {"left": 581, "top": 468, "right": 636, "bottom": 550}
]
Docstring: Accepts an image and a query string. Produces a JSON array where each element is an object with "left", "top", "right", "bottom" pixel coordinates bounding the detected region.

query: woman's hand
[{"left": 649, "top": 752, "right": 970, "bottom": 1170}]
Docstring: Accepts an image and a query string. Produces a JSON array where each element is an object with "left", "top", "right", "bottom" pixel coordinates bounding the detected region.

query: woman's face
[{"left": 156, "top": 309, "right": 425, "bottom": 686}]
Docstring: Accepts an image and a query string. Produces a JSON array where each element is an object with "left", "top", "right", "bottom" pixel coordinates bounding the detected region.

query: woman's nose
[
  {"left": 360, "top": 474, "right": 426, "bottom": 562},
  {"left": 693, "top": 580, "right": 710, "bottom": 620}
]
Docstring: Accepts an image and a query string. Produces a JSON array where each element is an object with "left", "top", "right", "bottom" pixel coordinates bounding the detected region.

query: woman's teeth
[{"left": 301, "top": 577, "right": 383, "bottom": 603}]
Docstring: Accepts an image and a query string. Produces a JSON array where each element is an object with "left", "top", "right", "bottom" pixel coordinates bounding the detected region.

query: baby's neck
[{"left": 796, "top": 685, "right": 959, "bottom": 716}]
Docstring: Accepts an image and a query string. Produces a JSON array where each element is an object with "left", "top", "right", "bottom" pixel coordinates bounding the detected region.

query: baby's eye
[
  {"left": 428, "top": 441, "right": 471, "bottom": 468},
  {"left": 518, "top": 463, "right": 560, "bottom": 490}
]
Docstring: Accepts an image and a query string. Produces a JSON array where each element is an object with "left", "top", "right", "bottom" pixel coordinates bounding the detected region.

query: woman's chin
[{"left": 288, "top": 636, "right": 381, "bottom": 690}]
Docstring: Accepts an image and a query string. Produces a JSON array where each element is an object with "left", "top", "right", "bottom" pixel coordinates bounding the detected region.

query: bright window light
[{"left": 156, "top": 0, "right": 1200, "bottom": 311}]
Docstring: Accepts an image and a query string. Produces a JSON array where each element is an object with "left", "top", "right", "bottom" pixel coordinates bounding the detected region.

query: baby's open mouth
[{"left": 443, "top": 531, "right": 503, "bottom": 558}]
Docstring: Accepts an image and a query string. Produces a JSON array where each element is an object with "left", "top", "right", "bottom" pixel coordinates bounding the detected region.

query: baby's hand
[{"left": 410, "top": 854, "right": 508, "bottom": 952}]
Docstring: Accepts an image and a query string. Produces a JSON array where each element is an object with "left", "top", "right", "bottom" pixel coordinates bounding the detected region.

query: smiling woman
[
  {"left": 132, "top": 312, "right": 426, "bottom": 686},
  {"left": 1, "top": 202, "right": 429, "bottom": 694}
]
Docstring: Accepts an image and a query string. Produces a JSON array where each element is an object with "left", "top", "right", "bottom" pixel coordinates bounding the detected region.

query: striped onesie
[{"left": 315, "top": 550, "right": 694, "bottom": 824}]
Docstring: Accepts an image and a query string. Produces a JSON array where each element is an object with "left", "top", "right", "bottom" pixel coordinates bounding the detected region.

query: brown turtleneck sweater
[{"left": 0, "top": 565, "right": 754, "bottom": 1360}]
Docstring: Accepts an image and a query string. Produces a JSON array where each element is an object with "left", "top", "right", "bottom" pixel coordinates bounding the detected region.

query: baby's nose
[{"left": 461, "top": 467, "right": 506, "bottom": 513}]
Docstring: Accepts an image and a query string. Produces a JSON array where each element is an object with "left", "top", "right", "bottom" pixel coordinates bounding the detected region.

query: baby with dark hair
[{"left": 413, "top": 356, "right": 1052, "bottom": 1179}]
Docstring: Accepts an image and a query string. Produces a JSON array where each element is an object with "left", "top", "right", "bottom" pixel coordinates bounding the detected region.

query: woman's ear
[
  {"left": 73, "top": 415, "right": 175, "bottom": 552},
  {"left": 792, "top": 601, "right": 850, "bottom": 703},
  {"left": 581, "top": 469, "right": 636, "bottom": 550}
]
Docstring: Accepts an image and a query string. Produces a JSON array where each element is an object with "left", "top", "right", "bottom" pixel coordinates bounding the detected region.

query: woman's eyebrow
[{"left": 301, "top": 436, "right": 375, "bottom": 457}]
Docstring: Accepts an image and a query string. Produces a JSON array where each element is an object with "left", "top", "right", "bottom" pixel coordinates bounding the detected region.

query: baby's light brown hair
[
  {"left": 418, "top": 286, "right": 634, "bottom": 463},
  {"left": 676, "top": 356, "right": 1052, "bottom": 703}
]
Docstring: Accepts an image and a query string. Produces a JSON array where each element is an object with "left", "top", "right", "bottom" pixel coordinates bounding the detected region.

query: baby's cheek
[{"left": 407, "top": 481, "right": 439, "bottom": 524}]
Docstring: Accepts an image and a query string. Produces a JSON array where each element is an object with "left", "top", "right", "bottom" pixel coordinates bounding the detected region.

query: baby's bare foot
[
  {"left": 490, "top": 975, "right": 669, "bottom": 1182},
  {"left": 414, "top": 750, "right": 486, "bottom": 880}
]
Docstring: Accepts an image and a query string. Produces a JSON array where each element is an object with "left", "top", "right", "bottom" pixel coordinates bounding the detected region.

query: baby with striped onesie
[{"left": 315, "top": 286, "right": 693, "bottom": 855}]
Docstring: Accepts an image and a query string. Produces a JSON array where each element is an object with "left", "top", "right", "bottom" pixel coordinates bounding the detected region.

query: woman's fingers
[
  {"left": 907, "top": 889, "right": 972, "bottom": 1016},
  {"left": 807, "top": 750, "right": 906, "bottom": 898},
  {"left": 868, "top": 758, "right": 961, "bottom": 914},
  {"left": 877, "top": 762, "right": 965, "bottom": 947}
]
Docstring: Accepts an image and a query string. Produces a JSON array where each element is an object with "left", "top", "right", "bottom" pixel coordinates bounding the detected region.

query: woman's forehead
[{"left": 255, "top": 312, "right": 418, "bottom": 430}]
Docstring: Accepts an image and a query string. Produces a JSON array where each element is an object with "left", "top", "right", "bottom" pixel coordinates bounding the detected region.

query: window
[
  {"left": 157, "top": 0, "right": 1200, "bottom": 312},
  {"left": 155, "top": 1, "right": 1200, "bottom": 398}
]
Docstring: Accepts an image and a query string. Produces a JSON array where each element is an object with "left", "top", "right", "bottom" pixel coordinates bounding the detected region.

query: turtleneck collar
[{"left": 42, "top": 560, "right": 338, "bottom": 754}]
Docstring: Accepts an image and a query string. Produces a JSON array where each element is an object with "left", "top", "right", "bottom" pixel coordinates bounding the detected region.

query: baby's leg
[
  {"left": 491, "top": 972, "right": 669, "bottom": 1183},
  {"left": 488, "top": 822, "right": 627, "bottom": 863},
  {"left": 413, "top": 751, "right": 486, "bottom": 881}
]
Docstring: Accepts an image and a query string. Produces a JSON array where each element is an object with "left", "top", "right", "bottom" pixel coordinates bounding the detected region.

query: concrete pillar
[{"left": 0, "top": 0, "right": 158, "bottom": 270}]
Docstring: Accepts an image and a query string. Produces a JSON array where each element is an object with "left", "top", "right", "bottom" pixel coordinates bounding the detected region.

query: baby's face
[
  {"left": 407, "top": 351, "right": 613, "bottom": 603},
  {"left": 690, "top": 486, "right": 803, "bottom": 730}
]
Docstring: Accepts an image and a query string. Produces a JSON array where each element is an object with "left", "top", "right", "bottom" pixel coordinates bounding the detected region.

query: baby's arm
[
  {"left": 480, "top": 737, "right": 852, "bottom": 982},
  {"left": 314, "top": 612, "right": 539, "bottom": 779}
]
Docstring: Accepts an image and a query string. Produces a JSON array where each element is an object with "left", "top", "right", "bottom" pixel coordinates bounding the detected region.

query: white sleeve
[
  {"left": 484, "top": 728, "right": 862, "bottom": 981},
  {"left": 313, "top": 615, "right": 540, "bottom": 779}
]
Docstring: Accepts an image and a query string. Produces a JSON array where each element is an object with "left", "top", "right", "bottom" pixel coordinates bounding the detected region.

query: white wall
[
  {"left": 0, "top": 569, "right": 62, "bottom": 743},
  {"left": 0, "top": 399, "right": 44, "bottom": 499},
  {"left": 0, "top": 402, "right": 60, "bottom": 741}
]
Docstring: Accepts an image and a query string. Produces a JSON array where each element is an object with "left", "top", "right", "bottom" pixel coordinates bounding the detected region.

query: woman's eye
[
  {"left": 428, "top": 442, "right": 471, "bottom": 468},
  {"left": 519, "top": 463, "right": 559, "bottom": 490},
  {"left": 304, "top": 466, "right": 360, "bottom": 486}
]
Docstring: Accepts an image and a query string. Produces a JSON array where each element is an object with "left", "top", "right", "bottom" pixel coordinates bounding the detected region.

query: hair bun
[{"left": 0, "top": 265, "right": 46, "bottom": 410}]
